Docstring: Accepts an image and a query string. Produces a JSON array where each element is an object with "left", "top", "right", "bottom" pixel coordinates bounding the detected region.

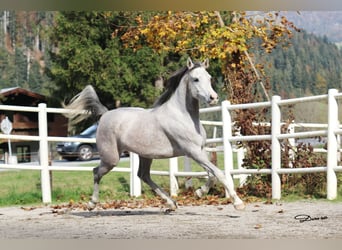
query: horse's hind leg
[
  {"left": 138, "top": 156, "right": 177, "bottom": 211},
  {"left": 88, "top": 156, "right": 119, "bottom": 209},
  {"left": 195, "top": 173, "right": 218, "bottom": 198}
]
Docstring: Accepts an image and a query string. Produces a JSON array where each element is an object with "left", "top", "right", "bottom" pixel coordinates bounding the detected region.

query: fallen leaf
[
  {"left": 254, "top": 224, "right": 262, "bottom": 229},
  {"left": 21, "top": 206, "right": 36, "bottom": 211}
]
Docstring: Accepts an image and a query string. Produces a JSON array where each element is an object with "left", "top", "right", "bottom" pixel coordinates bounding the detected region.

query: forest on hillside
[
  {"left": 0, "top": 11, "right": 341, "bottom": 108},
  {"left": 255, "top": 30, "right": 342, "bottom": 98},
  {"left": 0, "top": 11, "right": 53, "bottom": 96}
]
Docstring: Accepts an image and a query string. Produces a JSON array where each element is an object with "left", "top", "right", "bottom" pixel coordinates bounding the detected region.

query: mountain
[
  {"left": 283, "top": 11, "right": 342, "bottom": 43},
  {"left": 248, "top": 11, "right": 342, "bottom": 99}
]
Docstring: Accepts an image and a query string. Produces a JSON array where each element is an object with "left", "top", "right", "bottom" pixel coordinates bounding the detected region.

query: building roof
[
  {"left": 0, "top": 87, "right": 46, "bottom": 106},
  {"left": 0, "top": 87, "right": 46, "bottom": 100}
]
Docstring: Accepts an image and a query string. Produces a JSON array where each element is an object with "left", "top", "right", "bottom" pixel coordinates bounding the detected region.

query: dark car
[{"left": 56, "top": 124, "right": 98, "bottom": 161}]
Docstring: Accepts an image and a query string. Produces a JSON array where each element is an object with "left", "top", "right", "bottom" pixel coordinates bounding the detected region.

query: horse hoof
[
  {"left": 234, "top": 202, "right": 246, "bottom": 211},
  {"left": 195, "top": 188, "right": 203, "bottom": 198},
  {"left": 87, "top": 201, "right": 97, "bottom": 211},
  {"left": 163, "top": 201, "right": 177, "bottom": 214},
  {"left": 164, "top": 204, "right": 177, "bottom": 214},
  {"left": 164, "top": 208, "right": 175, "bottom": 214}
]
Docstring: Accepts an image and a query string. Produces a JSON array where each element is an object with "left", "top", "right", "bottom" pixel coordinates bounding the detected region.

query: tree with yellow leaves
[
  {"left": 120, "top": 11, "right": 298, "bottom": 103},
  {"left": 119, "top": 11, "right": 299, "bottom": 198}
]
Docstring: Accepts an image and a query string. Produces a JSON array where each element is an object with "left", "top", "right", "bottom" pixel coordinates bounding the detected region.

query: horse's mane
[{"left": 153, "top": 62, "right": 202, "bottom": 107}]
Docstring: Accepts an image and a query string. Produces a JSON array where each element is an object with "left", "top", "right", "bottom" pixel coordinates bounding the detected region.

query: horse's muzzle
[{"left": 209, "top": 93, "right": 219, "bottom": 105}]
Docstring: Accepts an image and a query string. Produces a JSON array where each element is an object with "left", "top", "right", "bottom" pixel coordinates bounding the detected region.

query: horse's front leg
[{"left": 190, "top": 150, "right": 245, "bottom": 210}]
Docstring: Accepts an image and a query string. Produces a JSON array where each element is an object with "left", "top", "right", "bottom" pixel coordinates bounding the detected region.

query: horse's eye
[{"left": 193, "top": 78, "right": 199, "bottom": 82}]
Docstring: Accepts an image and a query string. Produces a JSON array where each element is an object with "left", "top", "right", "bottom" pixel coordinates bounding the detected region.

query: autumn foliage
[
  {"left": 121, "top": 11, "right": 296, "bottom": 60},
  {"left": 118, "top": 11, "right": 326, "bottom": 199},
  {"left": 121, "top": 10, "right": 288, "bottom": 183}
]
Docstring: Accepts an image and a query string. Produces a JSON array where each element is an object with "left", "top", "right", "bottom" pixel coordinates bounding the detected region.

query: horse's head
[{"left": 186, "top": 58, "right": 218, "bottom": 105}]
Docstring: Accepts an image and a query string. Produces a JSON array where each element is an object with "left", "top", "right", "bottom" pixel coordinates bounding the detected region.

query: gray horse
[{"left": 64, "top": 58, "right": 245, "bottom": 211}]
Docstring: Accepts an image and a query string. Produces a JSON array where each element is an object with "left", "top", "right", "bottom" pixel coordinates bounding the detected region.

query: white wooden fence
[{"left": 1, "top": 89, "right": 342, "bottom": 203}]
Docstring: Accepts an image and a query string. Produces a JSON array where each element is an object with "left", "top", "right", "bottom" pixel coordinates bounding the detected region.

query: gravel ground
[{"left": 0, "top": 200, "right": 341, "bottom": 239}]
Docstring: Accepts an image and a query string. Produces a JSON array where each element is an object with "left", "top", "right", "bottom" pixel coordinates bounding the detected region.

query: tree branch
[{"left": 214, "top": 11, "right": 270, "bottom": 101}]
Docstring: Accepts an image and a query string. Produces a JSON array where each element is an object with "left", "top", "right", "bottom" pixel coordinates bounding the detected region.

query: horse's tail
[{"left": 62, "top": 85, "right": 108, "bottom": 125}]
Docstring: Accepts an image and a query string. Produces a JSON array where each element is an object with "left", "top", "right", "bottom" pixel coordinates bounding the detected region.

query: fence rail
[{"left": 0, "top": 89, "right": 342, "bottom": 203}]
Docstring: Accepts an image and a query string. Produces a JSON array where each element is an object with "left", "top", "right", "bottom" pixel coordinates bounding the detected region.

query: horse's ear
[
  {"left": 202, "top": 58, "right": 209, "bottom": 69},
  {"left": 187, "top": 57, "right": 194, "bottom": 69}
]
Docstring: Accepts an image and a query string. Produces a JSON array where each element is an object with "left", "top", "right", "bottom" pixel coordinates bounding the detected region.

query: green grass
[
  {"left": 0, "top": 156, "right": 215, "bottom": 207},
  {"left": 1, "top": 152, "right": 342, "bottom": 207}
]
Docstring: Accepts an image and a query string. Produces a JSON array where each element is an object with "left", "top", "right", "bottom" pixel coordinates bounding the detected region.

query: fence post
[
  {"left": 38, "top": 103, "right": 51, "bottom": 203},
  {"left": 169, "top": 157, "right": 179, "bottom": 196},
  {"left": 288, "top": 122, "right": 295, "bottom": 168},
  {"left": 221, "top": 100, "right": 234, "bottom": 197},
  {"left": 183, "top": 156, "right": 192, "bottom": 189},
  {"left": 327, "top": 89, "right": 338, "bottom": 200},
  {"left": 237, "top": 147, "right": 248, "bottom": 187},
  {"left": 271, "top": 95, "right": 282, "bottom": 200},
  {"left": 129, "top": 152, "right": 141, "bottom": 197}
]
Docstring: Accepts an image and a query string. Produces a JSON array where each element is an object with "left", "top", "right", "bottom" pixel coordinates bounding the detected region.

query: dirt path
[{"left": 0, "top": 200, "right": 341, "bottom": 239}]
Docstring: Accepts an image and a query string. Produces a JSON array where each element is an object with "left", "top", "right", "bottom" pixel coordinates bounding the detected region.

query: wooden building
[{"left": 0, "top": 87, "right": 68, "bottom": 162}]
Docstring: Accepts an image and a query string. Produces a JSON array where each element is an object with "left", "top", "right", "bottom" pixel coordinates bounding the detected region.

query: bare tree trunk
[
  {"left": 35, "top": 30, "right": 40, "bottom": 51},
  {"left": 26, "top": 48, "right": 30, "bottom": 83},
  {"left": 3, "top": 11, "right": 8, "bottom": 47},
  {"left": 244, "top": 50, "right": 270, "bottom": 101}
]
